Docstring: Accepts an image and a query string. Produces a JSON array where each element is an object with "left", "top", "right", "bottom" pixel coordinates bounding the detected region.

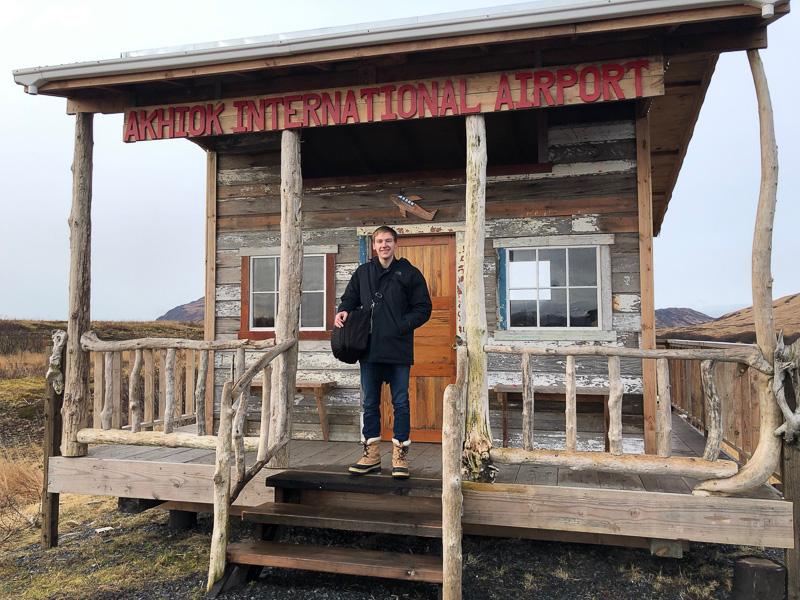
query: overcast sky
[{"left": 1, "top": 1, "right": 797, "bottom": 321}]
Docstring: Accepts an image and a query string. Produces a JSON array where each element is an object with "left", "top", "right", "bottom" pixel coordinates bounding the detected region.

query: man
[{"left": 335, "top": 226, "right": 432, "bottom": 479}]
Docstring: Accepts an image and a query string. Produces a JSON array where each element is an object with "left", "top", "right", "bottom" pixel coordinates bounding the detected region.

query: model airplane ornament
[{"left": 390, "top": 194, "right": 437, "bottom": 221}]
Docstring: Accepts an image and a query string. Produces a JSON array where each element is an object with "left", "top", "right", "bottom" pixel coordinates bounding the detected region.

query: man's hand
[{"left": 334, "top": 311, "right": 348, "bottom": 328}]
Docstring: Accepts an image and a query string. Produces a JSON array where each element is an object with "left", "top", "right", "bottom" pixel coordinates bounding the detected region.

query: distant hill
[
  {"left": 156, "top": 297, "right": 205, "bottom": 323},
  {"left": 658, "top": 293, "right": 800, "bottom": 345},
  {"left": 655, "top": 307, "right": 713, "bottom": 329}
]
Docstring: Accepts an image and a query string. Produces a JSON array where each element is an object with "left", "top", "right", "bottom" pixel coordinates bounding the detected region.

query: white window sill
[{"left": 493, "top": 329, "right": 618, "bottom": 342}]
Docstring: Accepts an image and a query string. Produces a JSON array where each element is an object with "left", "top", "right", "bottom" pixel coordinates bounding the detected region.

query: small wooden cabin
[{"left": 15, "top": 1, "right": 798, "bottom": 596}]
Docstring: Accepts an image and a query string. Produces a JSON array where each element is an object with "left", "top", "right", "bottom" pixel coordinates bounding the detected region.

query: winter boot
[
  {"left": 349, "top": 438, "right": 381, "bottom": 475},
  {"left": 391, "top": 438, "right": 411, "bottom": 479}
]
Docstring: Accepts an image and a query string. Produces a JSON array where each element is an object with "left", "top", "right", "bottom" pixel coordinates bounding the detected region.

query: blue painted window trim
[
  {"left": 359, "top": 236, "right": 369, "bottom": 264},
  {"left": 497, "top": 248, "right": 507, "bottom": 329}
]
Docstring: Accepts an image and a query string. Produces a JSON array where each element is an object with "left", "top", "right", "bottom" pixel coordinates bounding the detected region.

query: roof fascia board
[{"left": 13, "top": 0, "right": 784, "bottom": 93}]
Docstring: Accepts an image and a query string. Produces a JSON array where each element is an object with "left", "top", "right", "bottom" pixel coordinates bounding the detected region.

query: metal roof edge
[{"left": 12, "top": 0, "right": 781, "bottom": 93}]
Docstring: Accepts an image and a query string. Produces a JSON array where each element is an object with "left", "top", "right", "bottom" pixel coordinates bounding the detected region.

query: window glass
[
  {"left": 252, "top": 294, "right": 276, "bottom": 328},
  {"left": 510, "top": 299, "right": 537, "bottom": 327},
  {"left": 506, "top": 246, "right": 600, "bottom": 329},
  {"left": 570, "top": 288, "right": 599, "bottom": 327},
  {"left": 302, "top": 256, "right": 325, "bottom": 290},
  {"left": 251, "top": 255, "right": 326, "bottom": 330},
  {"left": 301, "top": 291, "right": 325, "bottom": 328},
  {"left": 538, "top": 249, "right": 566, "bottom": 287},
  {"left": 539, "top": 288, "right": 567, "bottom": 327},
  {"left": 569, "top": 248, "right": 597, "bottom": 286},
  {"left": 253, "top": 257, "right": 278, "bottom": 292}
]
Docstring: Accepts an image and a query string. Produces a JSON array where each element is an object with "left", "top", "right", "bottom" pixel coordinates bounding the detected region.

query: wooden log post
[
  {"left": 521, "top": 354, "right": 534, "bottom": 451},
  {"left": 42, "top": 331, "right": 67, "bottom": 549},
  {"left": 101, "top": 352, "right": 113, "bottom": 430},
  {"left": 207, "top": 381, "right": 233, "bottom": 592},
  {"left": 695, "top": 49, "right": 780, "bottom": 495},
  {"left": 637, "top": 109, "right": 658, "bottom": 455},
  {"left": 656, "top": 358, "right": 673, "bottom": 458},
  {"left": 62, "top": 112, "right": 93, "bottom": 457},
  {"left": 464, "top": 114, "right": 494, "bottom": 482},
  {"left": 565, "top": 355, "right": 577, "bottom": 452},
  {"left": 195, "top": 350, "right": 209, "bottom": 436},
  {"left": 163, "top": 348, "right": 177, "bottom": 434},
  {"left": 233, "top": 347, "right": 249, "bottom": 484},
  {"left": 442, "top": 345, "right": 468, "bottom": 600},
  {"left": 701, "top": 360, "right": 723, "bottom": 461},
  {"left": 204, "top": 150, "right": 218, "bottom": 436},
  {"left": 607, "top": 356, "right": 624, "bottom": 455},
  {"left": 129, "top": 349, "right": 143, "bottom": 433},
  {"left": 268, "top": 129, "right": 303, "bottom": 468},
  {"left": 257, "top": 365, "right": 272, "bottom": 461}
]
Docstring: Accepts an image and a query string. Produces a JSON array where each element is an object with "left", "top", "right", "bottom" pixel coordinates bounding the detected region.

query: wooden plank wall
[
  {"left": 211, "top": 109, "right": 643, "bottom": 440},
  {"left": 664, "top": 341, "right": 760, "bottom": 464}
]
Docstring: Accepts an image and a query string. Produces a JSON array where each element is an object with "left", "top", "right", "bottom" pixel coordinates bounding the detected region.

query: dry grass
[
  {"left": 0, "top": 351, "right": 46, "bottom": 380},
  {"left": 0, "top": 444, "right": 42, "bottom": 550}
]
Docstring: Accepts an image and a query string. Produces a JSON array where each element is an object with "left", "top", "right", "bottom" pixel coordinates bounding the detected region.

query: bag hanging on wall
[{"left": 331, "top": 268, "right": 394, "bottom": 364}]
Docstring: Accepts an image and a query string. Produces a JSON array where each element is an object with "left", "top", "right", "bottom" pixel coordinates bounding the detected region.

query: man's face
[{"left": 372, "top": 232, "right": 397, "bottom": 262}]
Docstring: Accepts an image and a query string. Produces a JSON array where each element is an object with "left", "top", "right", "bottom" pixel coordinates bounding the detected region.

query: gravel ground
[{"left": 8, "top": 506, "right": 783, "bottom": 600}]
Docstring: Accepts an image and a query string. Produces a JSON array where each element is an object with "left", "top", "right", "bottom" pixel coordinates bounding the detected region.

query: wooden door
[{"left": 380, "top": 235, "right": 457, "bottom": 443}]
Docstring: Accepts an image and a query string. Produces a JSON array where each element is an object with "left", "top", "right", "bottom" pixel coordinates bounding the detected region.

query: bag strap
[{"left": 371, "top": 268, "right": 394, "bottom": 309}]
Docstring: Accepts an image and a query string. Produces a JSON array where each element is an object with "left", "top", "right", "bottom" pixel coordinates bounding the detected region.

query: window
[
  {"left": 239, "top": 247, "right": 335, "bottom": 340},
  {"left": 506, "top": 246, "right": 601, "bottom": 329}
]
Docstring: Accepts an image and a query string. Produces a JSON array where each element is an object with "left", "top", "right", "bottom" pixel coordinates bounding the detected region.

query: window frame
[
  {"left": 239, "top": 252, "right": 335, "bottom": 341},
  {"left": 506, "top": 245, "right": 602, "bottom": 331}
]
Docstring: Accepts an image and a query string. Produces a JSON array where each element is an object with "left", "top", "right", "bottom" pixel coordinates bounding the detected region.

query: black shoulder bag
[{"left": 331, "top": 270, "right": 393, "bottom": 364}]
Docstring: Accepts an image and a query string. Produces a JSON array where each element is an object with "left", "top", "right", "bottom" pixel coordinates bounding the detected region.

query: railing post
[
  {"left": 42, "top": 331, "right": 67, "bottom": 549},
  {"left": 207, "top": 381, "right": 233, "bottom": 592},
  {"left": 129, "top": 349, "right": 143, "bottom": 433},
  {"left": 195, "top": 350, "right": 209, "bottom": 436},
  {"left": 521, "top": 353, "right": 534, "bottom": 451},
  {"left": 565, "top": 355, "right": 577, "bottom": 452},
  {"left": 701, "top": 360, "right": 722, "bottom": 461},
  {"left": 164, "top": 348, "right": 177, "bottom": 434},
  {"left": 607, "top": 356, "right": 624, "bottom": 455},
  {"left": 656, "top": 358, "right": 672, "bottom": 458}
]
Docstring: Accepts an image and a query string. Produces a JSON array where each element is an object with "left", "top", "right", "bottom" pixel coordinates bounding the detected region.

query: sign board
[{"left": 123, "top": 55, "right": 664, "bottom": 142}]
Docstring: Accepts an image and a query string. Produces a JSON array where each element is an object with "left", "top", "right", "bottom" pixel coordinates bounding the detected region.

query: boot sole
[
  {"left": 391, "top": 470, "right": 410, "bottom": 479},
  {"left": 349, "top": 463, "right": 381, "bottom": 475}
]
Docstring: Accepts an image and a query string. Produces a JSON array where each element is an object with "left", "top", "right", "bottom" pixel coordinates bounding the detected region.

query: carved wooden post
[
  {"left": 62, "top": 112, "right": 93, "bottom": 457},
  {"left": 463, "top": 114, "right": 493, "bottom": 482},
  {"left": 695, "top": 49, "right": 780, "bottom": 495},
  {"left": 268, "top": 129, "right": 303, "bottom": 467}
]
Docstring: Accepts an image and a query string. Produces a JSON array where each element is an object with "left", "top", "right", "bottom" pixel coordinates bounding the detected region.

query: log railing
[
  {"left": 73, "top": 331, "right": 297, "bottom": 593},
  {"left": 484, "top": 343, "right": 774, "bottom": 485}
]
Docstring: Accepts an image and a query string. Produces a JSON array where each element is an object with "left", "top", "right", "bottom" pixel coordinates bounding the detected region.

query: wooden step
[
  {"left": 227, "top": 540, "right": 443, "bottom": 583},
  {"left": 242, "top": 502, "right": 442, "bottom": 537},
  {"left": 265, "top": 470, "right": 442, "bottom": 498}
]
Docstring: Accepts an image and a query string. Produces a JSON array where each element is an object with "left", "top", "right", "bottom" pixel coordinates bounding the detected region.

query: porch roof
[{"left": 10, "top": 0, "right": 789, "bottom": 234}]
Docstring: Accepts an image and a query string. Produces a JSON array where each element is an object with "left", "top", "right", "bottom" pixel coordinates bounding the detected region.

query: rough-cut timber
[
  {"left": 129, "top": 349, "right": 143, "bottom": 433},
  {"left": 521, "top": 353, "right": 534, "bottom": 451},
  {"left": 657, "top": 358, "right": 672, "bottom": 458},
  {"left": 490, "top": 447, "right": 738, "bottom": 478},
  {"left": 164, "top": 348, "right": 177, "bottom": 434},
  {"left": 464, "top": 114, "right": 493, "bottom": 482},
  {"left": 62, "top": 112, "right": 93, "bottom": 457},
  {"left": 607, "top": 356, "right": 624, "bottom": 455},
  {"left": 77, "top": 428, "right": 262, "bottom": 451},
  {"left": 565, "top": 355, "right": 577, "bottom": 452},
  {"left": 268, "top": 129, "right": 303, "bottom": 468},
  {"left": 208, "top": 381, "right": 233, "bottom": 592},
  {"left": 42, "top": 332, "right": 66, "bottom": 549},
  {"left": 442, "top": 345, "right": 467, "bottom": 600},
  {"left": 694, "top": 49, "right": 781, "bottom": 495},
  {"left": 701, "top": 360, "right": 722, "bottom": 461}
]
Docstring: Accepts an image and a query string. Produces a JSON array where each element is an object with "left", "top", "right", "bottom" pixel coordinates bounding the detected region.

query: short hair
[{"left": 371, "top": 225, "right": 398, "bottom": 243}]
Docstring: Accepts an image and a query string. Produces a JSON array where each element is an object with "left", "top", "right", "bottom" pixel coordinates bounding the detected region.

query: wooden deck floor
[
  {"left": 68, "top": 412, "right": 779, "bottom": 499},
  {"left": 46, "top": 411, "right": 793, "bottom": 548}
]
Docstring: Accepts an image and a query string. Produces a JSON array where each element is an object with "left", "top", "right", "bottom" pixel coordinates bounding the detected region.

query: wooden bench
[
  {"left": 252, "top": 380, "right": 336, "bottom": 442},
  {"left": 493, "top": 384, "right": 611, "bottom": 450}
]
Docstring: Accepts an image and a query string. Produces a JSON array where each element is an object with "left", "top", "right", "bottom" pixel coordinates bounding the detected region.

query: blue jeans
[{"left": 360, "top": 362, "right": 411, "bottom": 443}]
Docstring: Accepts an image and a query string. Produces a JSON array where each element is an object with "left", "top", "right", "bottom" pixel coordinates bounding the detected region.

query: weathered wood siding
[{"left": 211, "top": 108, "right": 644, "bottom": 438}]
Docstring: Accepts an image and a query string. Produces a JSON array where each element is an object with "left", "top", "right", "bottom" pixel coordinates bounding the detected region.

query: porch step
[
  {"left": 265, "top": 470, "right": 442, "bottom": 498},
  {"left": 227, "top": 540, "right": 443, "bottom": 583},
  {"left": 242, "top": 501, "right": 443, "bottom": 538}
]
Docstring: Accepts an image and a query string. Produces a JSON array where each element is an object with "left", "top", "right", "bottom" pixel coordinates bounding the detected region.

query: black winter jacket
[{"left": 337, "top": 256, "right": 432, "bottom": 365}]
